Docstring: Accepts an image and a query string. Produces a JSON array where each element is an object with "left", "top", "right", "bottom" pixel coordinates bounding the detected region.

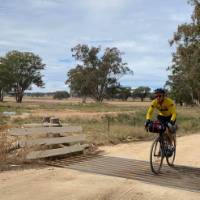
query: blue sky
[{"left": 0, "top": 0, "right": 193, "bottom": 92}]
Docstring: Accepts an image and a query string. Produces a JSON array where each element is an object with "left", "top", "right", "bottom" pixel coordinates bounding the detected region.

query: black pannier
[{"left": 148, "top": 120, "right": 166, "bottom": 133}]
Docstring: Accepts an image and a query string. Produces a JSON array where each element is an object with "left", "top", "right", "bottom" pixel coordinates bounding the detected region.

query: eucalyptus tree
[
  {"left": 0, "top": 62, "right": 13, "bottom": 101},
  {"left": 0, "top": 75, "right": 7, "bottom": 102},
  {"left": 66, "top": 64, "right": 92, "bottom": 103},
  {"left": 0, "top": 50, "right": 45, "bottom": 103},
  {"left": 167, "top": 0, "right": 200, "bottom": 104},
  {"left": 66, "top": 44, "right": 133, "bottom": 102},
  {"left": 105, "top": 84, "right": 132, "bottom": 101},
  {"left": 132, "top": 86, "right": 151, "bottom": 102}
]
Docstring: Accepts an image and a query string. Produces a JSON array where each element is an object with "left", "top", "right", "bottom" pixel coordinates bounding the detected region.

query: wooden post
[
  {"left": 107, "top": 118, "right": 110, "bottom": 132},
  {"left": 133, "top": 117, "right": 136, "bottom": 126}
]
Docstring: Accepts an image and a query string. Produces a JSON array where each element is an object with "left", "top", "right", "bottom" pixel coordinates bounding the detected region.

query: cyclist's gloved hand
[
  {"left": 168, "top": 120, "right": 176, "bottom": 133},
  {"left": 169, "top": 120, "right": 175, "bottom": 126},
  {"left": 145, "top": 119, "right": 151, "bottom": 130}
]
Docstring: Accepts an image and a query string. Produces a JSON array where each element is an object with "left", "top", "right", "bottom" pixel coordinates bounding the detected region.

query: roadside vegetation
[
  {"left": 1, "top": 99, "right": 200, "bottom": 147},
  {"left": 0, "top": 98, "right": 200, "bottom": 168}
]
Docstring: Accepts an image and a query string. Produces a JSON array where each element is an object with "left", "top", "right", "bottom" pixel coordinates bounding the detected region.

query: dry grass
[
  {"left": 0, "top": 125, "right": 32, "bottom": 167},
  {"left": 1, "top": 97, "right": 200, "bottom": 148},
  {"left": 177, "top": 106, "right": 200, "bottom": 118},
  {"left": 85, "top": 122, "right": 151, "bottom": 146},
  {"left": 0, "top": 125, "right": 14, "bottom": 162}
]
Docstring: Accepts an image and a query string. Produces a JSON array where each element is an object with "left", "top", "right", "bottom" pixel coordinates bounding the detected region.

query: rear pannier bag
[{"left": 148, "top": 120, "right": 166, "bottom": 133}]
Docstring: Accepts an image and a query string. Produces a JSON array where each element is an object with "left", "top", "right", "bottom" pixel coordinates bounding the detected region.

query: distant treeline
[
  {"left": 23, "top": 86, "right": 153, "bottom": 102},
  {"left": 24, "top": 91, "right": 70, "bottom": 99}
]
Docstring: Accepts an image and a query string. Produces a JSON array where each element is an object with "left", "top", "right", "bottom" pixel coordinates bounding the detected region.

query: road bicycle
[{"left": 147, "top": 120, "right": 176, "bottom": 174}]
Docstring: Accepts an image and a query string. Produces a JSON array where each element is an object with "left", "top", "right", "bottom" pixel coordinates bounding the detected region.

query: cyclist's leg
[
  {"left": 165, "top": 129, "right": 174, "bottom": 145},
  {"left": 166, "top": 125, "right": 176, "bottom": 154},
  {"left": 157, "top": 115, "right": 173, "bottom": 145},
  {"left": 167, "top": 119, "right": 177, "bottom": 145}
]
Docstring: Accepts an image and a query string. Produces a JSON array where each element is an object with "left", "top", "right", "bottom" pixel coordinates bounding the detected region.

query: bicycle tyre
[
  {"left": 166, "top": 135, "right": 176, "bottom": 166},
  {"left": 150, "top": 136, "right": 164, "bottom": 174}
]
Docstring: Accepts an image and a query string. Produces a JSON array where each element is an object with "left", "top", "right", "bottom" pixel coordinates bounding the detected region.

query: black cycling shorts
[{"left": 157, "top": 115, "right": 175, "bottom": 125}]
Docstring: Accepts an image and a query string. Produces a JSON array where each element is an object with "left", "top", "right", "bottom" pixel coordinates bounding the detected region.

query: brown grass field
[
  {"left": 1, "top": 96, "right": 200, "bottom": 143},
  {"left": 1, "top": 96, "right": 200, "bottom": 163}
]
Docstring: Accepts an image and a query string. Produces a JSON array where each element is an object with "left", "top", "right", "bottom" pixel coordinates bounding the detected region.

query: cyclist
[{"left": 145, "top": 88, "right": 177, "bottom": 149}]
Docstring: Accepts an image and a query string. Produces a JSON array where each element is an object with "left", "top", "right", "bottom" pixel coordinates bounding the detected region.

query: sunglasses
[{"left": 155, "top": 95, "right": 163, "bottom": 98}]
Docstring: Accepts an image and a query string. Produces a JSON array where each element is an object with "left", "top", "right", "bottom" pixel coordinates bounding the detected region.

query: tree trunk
[
  {"left": 0, "top": 88, "right": 4, "bottom": 102},
  {"left": 15, "top": 86, "right": 24, "bottom": 103},
  {"left": 82, "top": 95, "right": 86, "bottom": 103},
  {"left": 190, "top": 88, "right": 194, "bottom": 104},
  {"left": 16, "top": 92, "right": 23, "bottom": 103}
]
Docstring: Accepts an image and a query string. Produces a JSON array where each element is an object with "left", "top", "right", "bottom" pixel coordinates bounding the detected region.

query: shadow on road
[{"left": 47, "top": 154, "right": 200, "bottom": 192}]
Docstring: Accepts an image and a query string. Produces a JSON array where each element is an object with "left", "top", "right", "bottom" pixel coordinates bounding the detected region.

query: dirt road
[{"left": 0, "top": 134, "right": 200, "bottom": 200}]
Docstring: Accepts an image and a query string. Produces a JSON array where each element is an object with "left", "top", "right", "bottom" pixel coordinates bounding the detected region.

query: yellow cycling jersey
[{"left": 146, "top": 97, "right": 176, "bottom": 121}]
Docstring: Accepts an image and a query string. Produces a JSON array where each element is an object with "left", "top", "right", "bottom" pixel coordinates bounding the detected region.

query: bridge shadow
[{"left": 46, "top": 154, "right": 200, "bottom": 192}]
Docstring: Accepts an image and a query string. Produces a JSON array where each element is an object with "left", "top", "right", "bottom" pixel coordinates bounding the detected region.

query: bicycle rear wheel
[
  {"left": 166, "top": 135, "right": 176, "bottom": 166},
  {"left": 150, "top": 136, "right": 164, "bottom": 174}
]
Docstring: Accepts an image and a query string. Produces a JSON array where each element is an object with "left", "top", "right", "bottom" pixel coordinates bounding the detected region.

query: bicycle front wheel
[{"left": 150, "top": 136, "right": 164, "bottom": 174}]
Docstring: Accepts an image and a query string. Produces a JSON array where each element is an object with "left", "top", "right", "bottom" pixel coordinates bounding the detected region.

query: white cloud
[
  {"left": 27, "top": 0, "right": 62, "bottom": 8},
  {"left": 85, "top": 0, "right": 125, "bottom": 9},
  {"left": 169, "top": 13, "right": 192, "bottom": 23},
  {"left": 0, "top": 0, "right": 193, "bottom": 92}
]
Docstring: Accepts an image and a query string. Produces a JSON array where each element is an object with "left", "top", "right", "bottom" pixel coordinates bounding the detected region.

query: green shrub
[{"left": 53, "top": 91, "right": 70, "bottom": 99}]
